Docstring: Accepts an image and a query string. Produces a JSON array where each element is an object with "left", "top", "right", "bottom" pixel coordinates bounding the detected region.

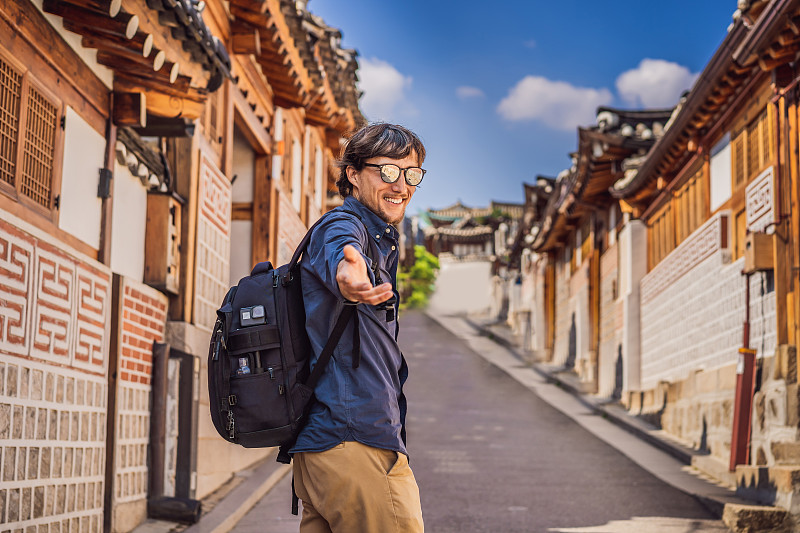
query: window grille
[
  {"left": 0, "top": 55, "right": 21, "bottom": 187},
  {"left": 21, "top": 84, "right": 57, "bottom": 208},
  {"left": 0, "top": 45, "right": 61, "bottom": 216}
]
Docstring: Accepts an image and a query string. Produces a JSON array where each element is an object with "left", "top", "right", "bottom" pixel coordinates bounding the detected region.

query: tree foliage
[{"left": 398, "top": 245, "right": 439, "bottom": 310}]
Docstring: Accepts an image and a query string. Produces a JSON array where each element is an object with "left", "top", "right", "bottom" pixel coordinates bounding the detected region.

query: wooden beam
[
  {"left": 96, "top": 49, "right": 166, "bottom": 75},
  {"left": 233, "top": 87, "right": 271, "bottom": 155},
  {"left": 114, "top": 74, "right": 204, "bottom": 102},
  {"left": 252, "top": 155, "right": 272, "bottom": 263},
  {"left": 76, "top": 28, "right": 154, "bottom": 57},
  {"left": 232, "top": 202, "right": 253, "bottom": 220},
  {"left": 120, "top": 0, "right": 208, "bottom": 85},
  {"left": 84, "top": 36, "right": 165, "bottom": 69},
  {"left": 42, "top": 0, "right": 138, "bottom": 39},
  {"left": 113, "top": 91, "right": 147, "bottom": 127},
  {"left": 144, "top": 90, "right": 204, "bottom": 120},
  {"left": 232, "top": 28, "right": 261, "bottom": 56},
  {"left": 0, "top": 0, "right": 108, "bottom": 131},
  {"left": 60, "top": 0, "right": 122, "bottom": 17},
  {"left": 230, "top": 4, "right": 268, "bottom": 28},
  {"left": 229, "top": 0, "right": 268, "bottom": 14}
]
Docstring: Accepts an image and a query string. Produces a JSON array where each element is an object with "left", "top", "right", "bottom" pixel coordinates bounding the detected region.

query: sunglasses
[{"left": 363, "top": 163, "right": 426, "bottom": 186}]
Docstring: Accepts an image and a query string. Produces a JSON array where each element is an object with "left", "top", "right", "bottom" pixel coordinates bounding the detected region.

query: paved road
[{"left": 235, "top": 311, "right": 727, "bottom": 533}]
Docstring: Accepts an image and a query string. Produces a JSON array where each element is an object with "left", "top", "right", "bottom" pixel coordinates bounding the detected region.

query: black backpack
[{"left": 207, "top": 208, "right": 382, "bottom": 464}]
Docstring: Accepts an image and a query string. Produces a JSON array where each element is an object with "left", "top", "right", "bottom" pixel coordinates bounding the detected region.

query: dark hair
[{"left": 336, "top": 123, "right": 426, "bottom": 197}]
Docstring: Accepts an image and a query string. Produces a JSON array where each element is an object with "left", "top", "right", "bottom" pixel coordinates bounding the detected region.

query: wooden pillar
[
  {"left": 545, "top": 254, "right": 556, "bottom": 361},
  {"left": 168, "top": 135, "right": 199, "bottom": 322},
  {"left": 252, "top": 155, "right": 272, "bottom": 264},
  {"left": 774, "top": 96, "right": 790, "bottom": 346},
  {"left": 98, "top": 101, "right": 117, "bottom": 266},
  {"left": 789, "top": 90, "right": 800, "bottom": 348}
]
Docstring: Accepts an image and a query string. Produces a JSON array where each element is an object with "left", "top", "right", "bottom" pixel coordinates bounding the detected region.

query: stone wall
[
  {"left": 639, "top": 212, "right": 776, "bottom": 390},
  {"left": 636, "top": 211, "right": 776, "bottom": 461},
  {"left": 108, "top": 279, "right": 168, "bottom": 532},
  {"left": 0, "top": 210, "right": 111, "bottom": 532}
]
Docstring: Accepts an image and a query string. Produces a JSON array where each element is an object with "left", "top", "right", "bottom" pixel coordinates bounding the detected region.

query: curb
[
  {"left": 132, "top": 452, "right": 291, "bottom": 533},
  {"left": 185, "top": 459, "right": 291, "bottom": 533}
]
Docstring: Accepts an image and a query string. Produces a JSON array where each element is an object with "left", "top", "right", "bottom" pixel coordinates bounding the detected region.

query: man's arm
[{"left": 336, "top": 244, "right": 393, "bottom": 305}]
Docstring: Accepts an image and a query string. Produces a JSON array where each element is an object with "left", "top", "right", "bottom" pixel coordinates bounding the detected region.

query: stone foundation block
[
  {"left": 772, "top": 442, "right": 800, "bottom": 465},
  {"left": 773, "top": 345, "right": 797, "bottom": 383},
  {"left": 736, "top": 465, "right": 800, "bottom": 514},
  {"left": 722, "top": 503, "right": 793, "bottom": 533}
]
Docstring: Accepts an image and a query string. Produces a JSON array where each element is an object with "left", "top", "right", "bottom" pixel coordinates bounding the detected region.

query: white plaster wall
[
  {"left": 31, "top": 0, "right": 114, "bottom": 89},
  {"left": 710, "top": 134, "right": 732, "bottom": 213},
  {"left": 619, "top": 219, "right": 646, "bottom": 392},
  {"left": 428, "top": 258, "right": 492, "bottom": 315},
  {"left": 272, "top": 108, "right": 284, "bottom": 187},
  {"left": 109, "top": 162, "right": 147, "bottom": 281},
  {"left": 230, "top": 131, "right": 255, "bottom": 285},
  {"left": 232, "top": 130, "right": 255, "bottom": 203},
  {"left": 230, "top": 220, "right": 253, "bottom": 286},
  {"left": 59, "top": 106, "right": 104, "bottom": 249},
  {"left": 639, "top": 215, "right": 776, "bottom": 390}
]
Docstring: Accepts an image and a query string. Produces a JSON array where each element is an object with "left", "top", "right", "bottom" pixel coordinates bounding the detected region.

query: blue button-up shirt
[{"left": 290, "top": 196, "right": 408, "bottom": 456}]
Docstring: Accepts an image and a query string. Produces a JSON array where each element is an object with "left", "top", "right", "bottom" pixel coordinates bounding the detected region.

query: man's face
[{"left": 346, "top": 152, "right": 419, "bottom": 225}]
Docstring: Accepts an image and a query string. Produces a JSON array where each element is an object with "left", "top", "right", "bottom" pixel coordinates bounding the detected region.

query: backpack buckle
[{"left": 228, "top": 395, "right": 237, "bottom": 406}]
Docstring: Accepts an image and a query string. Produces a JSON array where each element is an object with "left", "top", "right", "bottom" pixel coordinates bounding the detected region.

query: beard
[{"left": 353, "top": 191, "right": 406, "bottom": 225}]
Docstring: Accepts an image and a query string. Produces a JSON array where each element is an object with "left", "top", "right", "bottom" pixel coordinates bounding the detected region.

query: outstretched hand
[{"left": 336, "top": 244, "right": 393, "bottom": 305}]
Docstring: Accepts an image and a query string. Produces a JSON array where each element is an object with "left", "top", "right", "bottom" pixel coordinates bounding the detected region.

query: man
[{"left": 290, "top": 123, "right": 426, "bottom": 533}]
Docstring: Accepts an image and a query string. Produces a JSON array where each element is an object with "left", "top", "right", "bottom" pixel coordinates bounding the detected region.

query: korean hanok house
[
  {"left": 0, "top": 0, "right": 363, "bottom": 531},
  {"left": 610, "top": 0, "right": 800, "bottom": 510}
]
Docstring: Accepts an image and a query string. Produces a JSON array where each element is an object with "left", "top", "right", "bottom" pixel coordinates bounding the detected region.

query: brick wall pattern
[
  {"left": 639, "top": 212, "right": 776, "bottom": 390},
  {"left": 0, "top": 210, "right": 110, "bottom": 532},
  {"left": 194, "top": 156, "right": 231, "bottom": 332},
  {"left": 112, "top": 278, "right": 167, "bottom": 507}
]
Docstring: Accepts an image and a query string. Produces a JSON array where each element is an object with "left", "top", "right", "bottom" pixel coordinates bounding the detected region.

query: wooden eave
[
  {"left": 610, "top": 20, "right": 751, "bottom": 201},
  {"left": 615, "top": 2, "right": 800, "bottom": 214},
  {"left": 41, "top": 0, "right": 230, "bottom": 122},
  {"left": 228, "top": 0, "right": 312, "bottom": 107}
]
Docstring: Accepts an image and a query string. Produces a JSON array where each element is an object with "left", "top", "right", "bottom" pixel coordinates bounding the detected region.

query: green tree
[{"left": 398, "top": 245, "right": 439, "bottom": 310}]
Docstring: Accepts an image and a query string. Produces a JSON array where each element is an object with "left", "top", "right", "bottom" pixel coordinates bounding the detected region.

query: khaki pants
[{"left": 293, "top": 441, "right": 424, "bottom": 533}]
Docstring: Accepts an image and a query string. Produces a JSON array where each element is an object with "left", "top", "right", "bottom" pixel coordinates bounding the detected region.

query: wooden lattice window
[
  {"left": 674, "top": 166, "right": 706, "bottom": 244},
  {"left": 731, "top": 105, "right": 773, "bottom": 190},
  {"left": 0, "top": 57, "right": 21, "bottom": 187},
  {"left": 648, "top": 202, "right": 674, "bottom": 270},
  {"left": 0, "top": 47, "right": 62, "bottom": 218},
  {"left": 21, "top": 84, "right": 59, "bottom": 208}
]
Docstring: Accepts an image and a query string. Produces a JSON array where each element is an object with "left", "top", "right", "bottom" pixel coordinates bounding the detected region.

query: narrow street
[{"left": 235, "top": 311, "right": 727, "bottom": 533}]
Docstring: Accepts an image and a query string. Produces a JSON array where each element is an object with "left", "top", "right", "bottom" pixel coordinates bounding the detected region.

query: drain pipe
[{"left": 731, "top": 272, "right": 757, "bottom": 471}]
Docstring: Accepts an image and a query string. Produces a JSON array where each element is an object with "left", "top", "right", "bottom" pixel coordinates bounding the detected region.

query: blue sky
[{"left": 309, "top": 1, "right": 738, "bottom": 214}]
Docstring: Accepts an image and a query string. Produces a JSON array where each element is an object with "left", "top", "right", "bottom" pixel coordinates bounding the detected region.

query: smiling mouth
[{"left": 384, "top": 197, "right": 404, "bottom": 205}]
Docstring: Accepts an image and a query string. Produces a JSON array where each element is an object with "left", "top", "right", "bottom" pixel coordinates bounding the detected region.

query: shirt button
[
  {"left": 385, "top": 228, "right": 390, "bottom": 233},
  {"left": 375, "top": 234, "right": 380, "bottom": 238},
  {"left": 391, "top": 245, "right": 396, "bottom": 250}
]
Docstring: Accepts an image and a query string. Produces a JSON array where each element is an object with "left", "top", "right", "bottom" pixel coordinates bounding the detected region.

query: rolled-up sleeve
[{"left": 304, "top": 216, "right": 375, "bottom": 300}]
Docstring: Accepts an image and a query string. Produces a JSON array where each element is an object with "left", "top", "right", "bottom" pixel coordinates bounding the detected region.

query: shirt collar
[{"left": 342, "top": 196, "right": 399, "bottom": 242}]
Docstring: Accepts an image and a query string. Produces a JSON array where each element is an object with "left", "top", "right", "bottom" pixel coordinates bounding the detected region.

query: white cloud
[
  {"left": 616, "top": 59, "right": 699, "bottom": 108},
  {"left": 497, "top": 76, "right": 613, "bottom": 131},
  {"left": 357, "top": 57, "right": 415, "bottom": 121},
  {"left": 456, "top": 86, "right": 485, "bottom": 100}
]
